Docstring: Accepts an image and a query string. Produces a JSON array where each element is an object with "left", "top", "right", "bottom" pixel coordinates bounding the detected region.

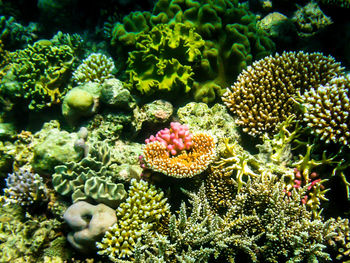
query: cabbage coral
[{"left": 222, "top": 51, "right": 344, "bottom": 137}]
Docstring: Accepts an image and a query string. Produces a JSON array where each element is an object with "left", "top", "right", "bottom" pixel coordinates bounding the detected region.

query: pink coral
[{"left": 145, "top": 122, "right": 193, "bottom": 155}]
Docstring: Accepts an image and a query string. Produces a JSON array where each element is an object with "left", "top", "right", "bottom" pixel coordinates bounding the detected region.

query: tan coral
[
  {"left": 222, "top": 51, "right": 343, "bottom": 137},
  {"left": 143, "top": 132, "right": 216, "bottom": 178},
  {"left": 302, "top": 75, "right": 350, "bottom": 145}
]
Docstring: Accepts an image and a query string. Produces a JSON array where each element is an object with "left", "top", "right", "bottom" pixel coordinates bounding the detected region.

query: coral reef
[
  {"left": 0, "top": 37, "right": 76, "bottom": 110},
  {"left": 64, "top": 201, "right": 117, "bottom": 253},
  {"left": 3, "top": 168, "right": 48, "bottom": 206},
  {"left": 72, "top": 53, "right": 116, "bottom": 85},
  {"left": 292, "top": 2, "right": 333, "bottom": 38},
  {"left": 32, "top": 125, "right": 84, "bottom": 174},
  {"left": 222, "top": 51, "right": 344, "bottom": 137},
  {"left": 177, "top": 102, "right": 241, "bottom": 156},
  {"left": 142, "top": 128, "right": 216, "bottom": 178},
  {"left": 96, "top": 179, "right": 170, "bottom": 261},
  {"left": 301, "top": 75, "right": 350, "bottom": 146},
  {"left": 0, "top": 202, "right": 66, "bottom": 262},
  {"left": 320, "top": 0, "right": 350, "bottom": 8},
  {"left": 0, "top": 15, "right": 38, "bottom": 49}
]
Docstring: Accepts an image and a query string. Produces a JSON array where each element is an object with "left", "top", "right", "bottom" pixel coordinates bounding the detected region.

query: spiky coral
[
  {"left": 222, "top": 51, "right": 344, "bottom": 137},
  {"left": 96, "top": 179, "right": 170, "bottom": 261},
  {"left": 302, "top": 75, "right": 350, "bottom": 146},
  {"left": 142, "top": 132, "right": 216, "bottom": 178},
  {"left": 3, "top": 168, "right": 48, "bottom": 206},
  {"left": 72, "top": 53, "right": 115, "bottom": 85}
]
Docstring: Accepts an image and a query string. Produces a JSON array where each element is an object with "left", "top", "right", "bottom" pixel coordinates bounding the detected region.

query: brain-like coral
[
  {"left": 96, "top": 179, "right": 170, "bottom": 260},
  {"left": 52, "top": 140, "right": 127, "bottom": 208},
  {"left": 0, "top": 38, "right": 75, "bottom": 110},
  {"left": 222, "top": 51, "right": 344, "bottom": 137},
  {"left": 72, "top": 53, "right": 116, "bottom": 85},
  {"left": 301, "top": 75, "right": 350, "bottom": 145}
]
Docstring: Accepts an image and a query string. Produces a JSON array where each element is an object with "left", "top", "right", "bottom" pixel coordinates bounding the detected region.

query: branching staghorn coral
[
  {"left": 96, "top": 179, "right": 170, "bottom": 261},
  {"left": 72, "top": 53, "right": 116, "bottom": 85},
  {"left": 222, "top": 51, "right": 344, "bottom": 137},
  {"left": 301, "top": 75, "right": 350, "bottom": 146}
]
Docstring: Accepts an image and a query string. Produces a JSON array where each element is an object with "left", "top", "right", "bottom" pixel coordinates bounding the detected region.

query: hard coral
[
  {"left": 143, "top": 130, "right": 216, "bottom": 178},
  {"left": 72, "top": 53, "right": 116, "bottom": 85},
  {"left": 145, "top": 122, "right": 193, "bottom": 156},
  {"left": 3, "top": 168, "right": 48, "bottom": 206},
  {"left": 96, "top": 179, "right": 170, "bottom": 261},
  {"left": 302, "top": 75, "right": 350, "bottom": 145},
  {"left": 222, "top": 51, "right": 344, "bottom": 137}
]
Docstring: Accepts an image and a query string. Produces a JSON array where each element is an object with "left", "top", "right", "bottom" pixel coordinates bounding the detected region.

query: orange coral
[{"left": 143, "top": 132, "right": 216, "bottom": 178}]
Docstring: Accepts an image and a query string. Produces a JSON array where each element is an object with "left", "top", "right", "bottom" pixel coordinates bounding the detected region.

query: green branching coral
[
  {"left": 125, "top": 22, "right": 203, "bottom": 98},
  {"left": 222, "top": 51, "right": 344, "bottom": 137},
  {"left": 0, "top": 38, "right": 75, "bottom": 110},
  {"left": 302, "top": 75, "right": 350, "bottom": 146},
  {"left": 319, "top": 0, "right": 350, "bottom": 7},
  {"left": 72, "top": 53, "right": 116, "bottom": 85},
  {"left": 52, "top": 140, "right": 127, "bottom": 208},
  {"left": 96, "top": 179, "right": 170, "bottom": 261}
]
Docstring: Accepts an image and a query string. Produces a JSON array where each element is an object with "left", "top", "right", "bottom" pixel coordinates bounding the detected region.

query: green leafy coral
[
  {"left": 125, "top": 22, "right": 203, "bottom": 98},
  {"left": 106, "top": 0, "right": 275, "bottom": 103},
  {"left": 0, "top": 37, "right": 76, "bottom": 110}
]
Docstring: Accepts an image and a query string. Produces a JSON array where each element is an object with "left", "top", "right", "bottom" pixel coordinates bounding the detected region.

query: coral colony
[
  {"left": 145, "top": 122, "right": 193, "bottom": 155},
  {"left": 1, "top": 0, "right": 350, "bottom": 262}
]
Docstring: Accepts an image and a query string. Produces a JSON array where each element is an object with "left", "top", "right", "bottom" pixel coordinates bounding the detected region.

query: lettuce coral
[
  {"left": 106, "top": 0, "right": 275, "bottom": 103},
  {"left": 125, "top": 23, "right": 203, "bottom": 98}
]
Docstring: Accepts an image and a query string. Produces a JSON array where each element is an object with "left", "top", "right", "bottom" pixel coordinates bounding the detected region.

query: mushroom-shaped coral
[
  {"left": 72, "top": 53, "right": 115, "bottom": 85},
  {"left": 142, "top": 125, "right": 216, "bottom": 178},
  {"left": 222, "top": 51, "right": 343, "bottom": 137},
  {"left": 301, "top": 75, "right": 350, "bottom": 145}
]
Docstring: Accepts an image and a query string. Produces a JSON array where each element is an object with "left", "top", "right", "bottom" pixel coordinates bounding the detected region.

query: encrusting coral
[
  {"left": 301, "top": 75, "right": 350, "bottom": 146},
  {"left": 142, "top": 123, "right": 217, "bottom": 178},
  {"left": 222, "top": 51, "right": 344, "bottom": 137},
  {"left": 96, "top": 179, "right": 170, "bottom": 261},
  {"left": 72, "top": 53, "right": 116, "bottom": 85}
]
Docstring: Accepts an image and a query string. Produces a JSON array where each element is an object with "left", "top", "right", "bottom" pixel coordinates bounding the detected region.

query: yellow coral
[
  {"left": 96, "top": 179, "right": 170, "bottom": 261},
  {"left": 222, "top": 51, "right": 343, "bottom": 137},
  {"left": 143, "top": 132, "right": 216, "bottom": 178}
]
